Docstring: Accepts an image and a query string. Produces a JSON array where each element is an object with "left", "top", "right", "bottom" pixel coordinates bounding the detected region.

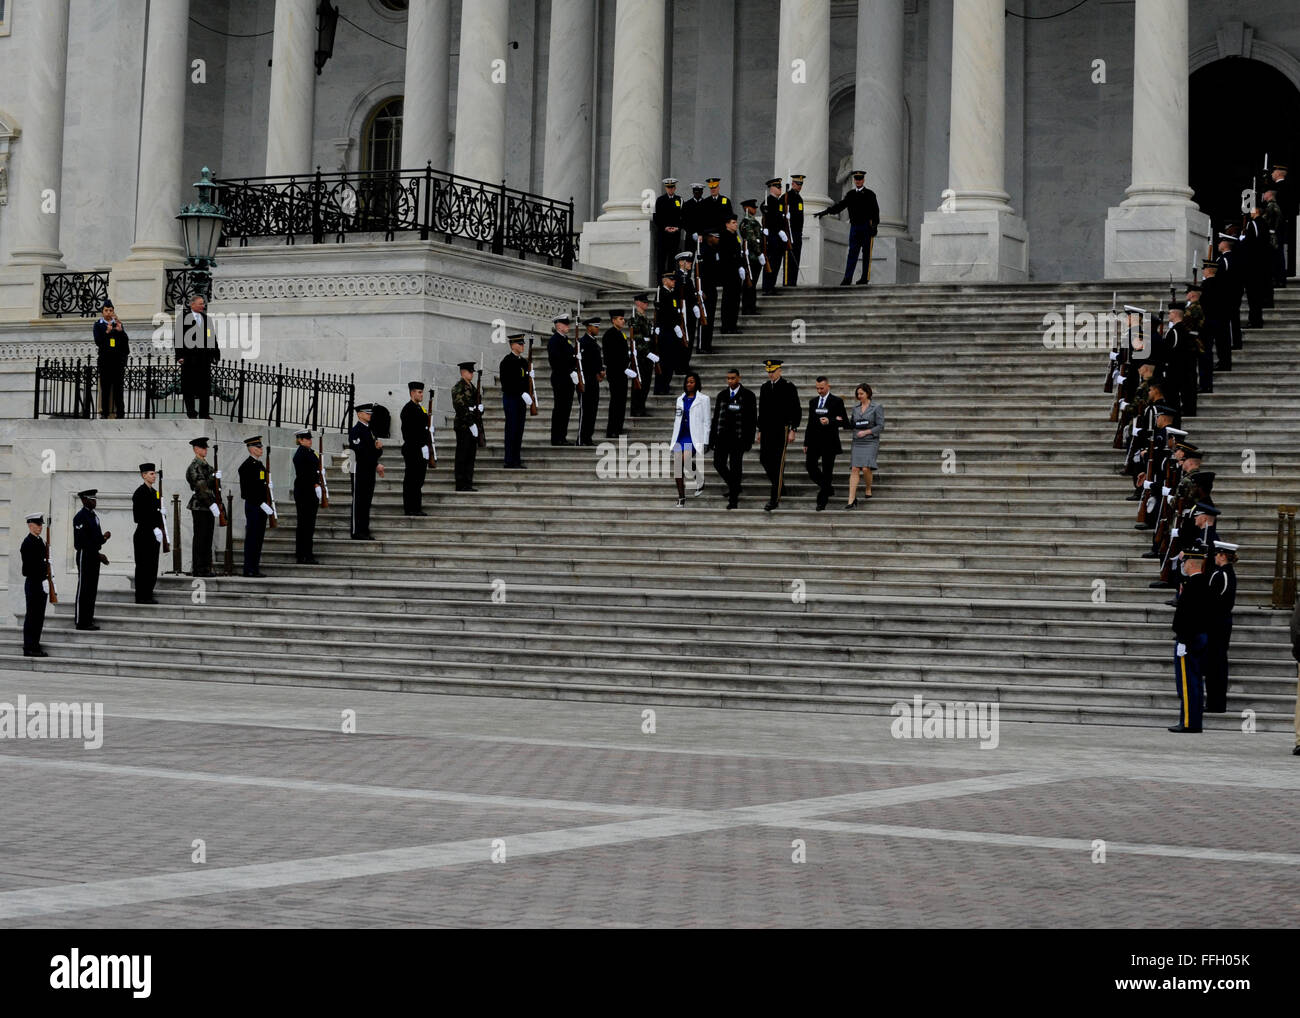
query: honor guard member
[
  {"left": 760, "top": 178, "right": 787, "bottom": 294},
  {"left": 451, "top": 361, "right": 481, "bottom": 490},
  {"left": 176, "top": 294, "right": 218, "bottom": 419},
  {"left": 603, "top": 311, "right": 635, "bottom": 438},
  {"left": 72, "top": 490, "right": 110, "bottom": 631},
  {"left": 1214, "top": 231, "right": 1244, "bottom": 355},
  {"left": 817, "top": 170, "right": 880, "bottom": 285},
  {"left": 292, "top": 430, "right": 322, "bottom": 563},
  {"left": 132, "top": 463, "right": 164, "bottom": 604},
  {"left": 238, "top": 436, "right": 273, "bottom": 577},
  {"left": 654, "top": 271, "right": 683, "bottom": 394},
  {"left": 1241, "top": 203, "right": 1272, "bottom": 328},
  {"left": 803, "top": 377, "right": 848, "bottom": 510},
  {"left": 1169, "top": 543, "right": 1212, "bottom": 733},
  {"left": 757, "top": 359, "right": 802, "bottom": 511},
  {"left": 1163, "top": 302, "right": 1199, "bottom": 417},
  {"left": 20, "top": 513, "right": 50, "bottom": 656},
  {"left": 783, "top": 175, "right": 806, "bottom": 286},
  {"left": 548, "top": 314, "right": 577, "bottom": 445},
  {"left": 1205, "top": 540, "right": 1238, "bottom": 714},
  {"left": 1260, "top": 188, "right": 1285, "bottom": 289},
  {"left": 681, "top": 182, "right": 706, "bottom": 244},
  {"left": 92, "top": 299, "right": 129, "bottom": 419},
  {"left": 674, "top": 250, "right": 700, "bottom": 362},
  {"left": 349, "top": 404, "right": 385, "bottom": 539},
  {"left": 654, "top": 178, "right": 683, "bottom": 272},
  {"left": 185, "top": 436, "right": 219, "bottom": 577},
  {"left": 710, "top": 367, "right": 757, "bottom": 509},
  {"left": 629, "top": 294, "right": 656, "bottom": 416},
  {"left": 696, "top": 231, "right": 722, "bottom": 353},
  {"left": 738, "top": 200, "right": 763, "bottom": 314},
  {"left": 718, "top": 214, "right": 746, "bottom": 335},
  {"left": 499, "top": 334, "right": 530, "bottom": 468},
  {"left": 703, "top": 177, "right": 732, "bottom": 235},
  {"left": 577, "top": 317, "right": 605, "bottom": 446},
  {"left": 1266, "top": 164, "right": 1294, "bottom": 285},
  {"left": 399, "top": 381, "right": 433, "bottom": 516}
]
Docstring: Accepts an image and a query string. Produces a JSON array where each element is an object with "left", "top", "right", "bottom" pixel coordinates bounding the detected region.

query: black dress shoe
[
  {"left": 1167, "top": 725, "right": 1202, "bottom": 733},
  {"left": 304, "top": 557, "right": 320, "bottom": 564},
  {"left": 1292, "top": 746, "right": 1300, "bottom": 755},
  {"left": 816, "top": 503, "right": 827, "bottom": 512},
  {"left": 1134, "top": 522, "right": 1152, "bottom": 530},
  {"left": 839, "top": 278, "right": 852, "bottom": 286},
  {"left": 351, "top": 534, "right": 374, "bottom": 540},
  {"left": 726, "top": 500, "right": 738, "bottom": 510},
  {"left": 1149, "top": 580, "right": 1175, "bottom": 588},
  {"left": 75, "top": 624, "right": 100, "bottom": 631},
  {"left": 855, "top": 277, "right": 870, "bottom": 285},
  {"left": 763, "top": 501, "right": 776, "bottom": 512},
  {"left": 1125, "top": 493, "right": 1141, "bottom": 501},
  {"left": 1141, "top": 551, "right": 1158, "bottom": 559},
  {"left": 23, "top": 649, "right": 49, "bottom": 657}
]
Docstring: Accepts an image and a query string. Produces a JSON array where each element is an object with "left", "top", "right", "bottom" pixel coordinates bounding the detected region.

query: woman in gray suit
[{"left": 845, "top": 383, "right": 883, "bottom": 507}]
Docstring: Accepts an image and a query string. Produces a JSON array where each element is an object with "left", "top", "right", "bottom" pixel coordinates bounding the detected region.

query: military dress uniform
[
  {"left": 349, "top": 405, "right": 383, "bottom": 538},
  {"left": 717, "top": 225, "right": 746, "bottom": 334},
  {"left": 185, "top": 437, "right": 219, "bottom": 577},
  {"left": 1205, "top": 542, "right": 1238, "bottom": 714},
  {"left": 1241, "top": 212, "right": 1272, "bottom": 328},
  {"left": 547, "top": 317, "right": 577, "bottom": 445},
  {"left": 451, "top": 364, "right": 481, "bottom": 490},
  {"left": 757, "top": 361, "right": 802, "bottom": 510},
  {"left": 576, "top": 321, "right": 604, "bottom": 446},
  {"left": 72, "top": 491, "right": 108, "bottom": 630},
  {"left": 681, "top": 184, "right": 706, "bottom": 244},
  {"left": 292, "top": 431, "right": 322, "bottom": 563},
  {"left": 760, "top": 181, "right": 787, "bottom": 294},
  {"left": 20, "top": 514, "right": 49, "bottom": 655},
  {"left": 399, "top": 385, "right": 433, "bottom": 516},
  {"left": 499, "top": 336, "right": 530, "bottom": 467},
  {"left": 701, "top": 178, "right": 732, "bottom": 236},
  {"left": 237, "top": 437, "right": 273, "bottom": 577},
  {"left": 653, "top": 179, "right": 684, "bottom": 274},
  {"left": 782, "top": 177, "right": 806, "bottom": 286},
  {"left": 1170, "top": 548, "right": 1212, "bottom": 733},
  {"left": 1214, "top": 235, "right": 1243, "bottom": 356},
  {"left": 817, "top": 173, "right": 880, "bottom": 285},
  {"left": 710, "top": 380, "right": 757, "bottom": 509},
  {"left": 654, "top": 277, "right": 686, "bottom": 395},
  {"left": 629, "top": 300, "right": 656, "bottom": 415},
  {"left": 602, "top": 317, "right": 633, "bottom": 438},
  {"left": 673, "top": 254, "right": 700, "bottom": 362},
  {"left": 132, "top": 465, "right": 164, "bottom": 604},
  {"left": 739, "top": 204, "right": 763, "bottom": 314}
]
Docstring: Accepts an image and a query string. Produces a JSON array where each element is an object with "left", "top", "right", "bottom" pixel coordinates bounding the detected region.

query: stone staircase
[{"left": 5, "top": 282, "right": 1299, "bottom": 729}]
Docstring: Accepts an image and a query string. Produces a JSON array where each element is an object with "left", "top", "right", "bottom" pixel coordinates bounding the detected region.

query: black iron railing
[
  {"left": 41, "top": 271, "right": 111, "bottom": 318},
  {"left": 164, "top": 268, "right": 213, "bottom": 308},
  {"left": 34, "top": 354, "right": 355, "bottom": 431},
  {"left": 214, "top": 165, "right": 576, "bottom": 266}
]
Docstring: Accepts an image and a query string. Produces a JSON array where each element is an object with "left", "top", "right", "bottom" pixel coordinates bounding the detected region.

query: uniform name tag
[
  {"left": 109, "top": 338, "right": 115, "bottom": 347},
  {"left": 817, "top": 408, "right": 828, "bottom": 415},
  {"left": 729, "top": 403, "right": 740, "bottom": 411},
  {"left": 259, "top": 470, "right": 265, "bottom": 480}
]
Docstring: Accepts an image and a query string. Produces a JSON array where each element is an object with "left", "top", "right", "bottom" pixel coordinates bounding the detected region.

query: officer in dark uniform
[
  {"left": 1266, "top": 164, "right": 1293, "bottom": 284},
  {"left": 1241, "top": 204, "right": 1272, "bottom": 328},
  {"left": 681, "top": 183, "right": 706, "bottom": 246},
  {"left": 238, "top": 435, "right": 273, "bottom": 576},
  {"left": 185, "top": 436, "right": 219, "bottom": 577},
  {"left": 92, "top": 299, "right": 129, "bottom": 419},
  {"left": 451, "top": 361, "right": 481, "bottom": 490},
  {"left": 718, "top": 213, "right": 746, "bottom": 335},
  {"left": 20, "top": 513, "right": 50, "bottom": 656},
  {"left": 1162, "top": 302, "right": 1199, "bottom": 417},
  {"left": 674, "top": 250, "right": 700, "bottom": 362},
  {"left": 132, "top": 463, "right": 164, "bottom": 604},
  {"left": 1214, "top": 231, "right": 1243, "bottom": 355},
  {"left": 292, "top": 430, "right": 322, "bottom": 563},
  {"left": 738, "top": 200, "right": 763, "bottom": 314},
  {"left": 654, "top": 271, "right": 684, "bottom": 395},
  {"left": 399, "top": 381, "right": 433, "bottom": 516},
  {"left": 1169, "top": 544, "right": 1212, "bottom": 733},
  {"left": 72, "top": 489, "right": 110, "bottom": 631},
  {"left": 817, "top": 169, "right": 880, "bottom": 285},
  {"left": 603, "top": 311, "right": 634, "bottom": 438},
  {"left": 629, "top": 295, "right": 656, "bottom": 415},
  {"left": 654, "top": 178, "right": 683, "bottom": 273},
  {"left": 576, "top": 317, "right": 604, "bottom": 446},
  {"left": 547, "top": 314, "right": 577, "bottom": 445},
  {"left": 349, "top": 404, "right": 384, "bottom": 539},
  {"left": 760, "top": 178, "right": 787, "bottom": 294},
  {"left": 1205, "top": 540, "right": 1238, "bottom": 713},
  {"left": 499, "top": 334, "right": 530, "bottom": 468},
  {"left": 710, "top": 367, "right": 757, "bottom": 509},
  {"left": 803, "top": 377, "right": 848, "bottom": 510},
  {"left": 696, "top": 232, "right": 721, "bottom": 353},
  {"left": 783, "top": 175, "right": 806, "bottom": 286},
  {"left": 757, "top": 358, "right": 802, "bottom": 511},
  {"left": 702, "top": 176, "right": 732, "bottom": 236}
]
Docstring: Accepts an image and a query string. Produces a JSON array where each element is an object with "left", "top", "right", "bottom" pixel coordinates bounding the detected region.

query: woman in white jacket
[{"left": 669, "top": 371, "right": 711, "bottom": 507}]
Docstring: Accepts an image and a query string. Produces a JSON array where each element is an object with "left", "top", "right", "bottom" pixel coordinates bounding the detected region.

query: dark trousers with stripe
[
  {"left": 295, "top": 492, "right": 318, "bottom": 560},
  {"left": 1204, "top": 619, "right": 1231, "bottom": 712},
  {"left": 502, "top": 396, "right": 525, "bottom": 465},
  {"left": 74, "top": 550, "right": 100, "bottom": 628},
  {"left": 1173, "top": 633, "right": 1207, "bottom": 730},
  {"left": 352, "top": 467, "right": 376, "bottom": 537},
  {"left": 243, "top": 502, "right": 267, "bottom": 574},
  {"left": 24, "top": 578, "right": 46, "bottom": 651},
  {"left": 843, "top": 225, "right": 874, "bottom": 283},
  {"left": 133, "top": 528, "right": 159, "bottom": 602},
  {"left": 191, "top": 508, "right": 215, "bottom": 574},
  {"left": 402, "top": 450, "right": 427, "bottom": 513}
]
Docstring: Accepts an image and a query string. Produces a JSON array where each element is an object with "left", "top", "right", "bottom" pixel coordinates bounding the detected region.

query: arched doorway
[{"left": 1190, "top": 59, "right": 1299, "bottom": 237}]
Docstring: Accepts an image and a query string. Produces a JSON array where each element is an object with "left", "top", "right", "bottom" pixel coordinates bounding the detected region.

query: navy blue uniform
[
  {"left": 238, "top": 455, "right": 271, "bottom": 575},
  {"left": 548, "top": 330, "right": 577, "bottom": 444},
  {"left": 1205, "top": 562, "right": 1236, "bottom": 713},
  {"left": 349, "top": 420, "right": 382, "bottom": 538},
  {"left": 72, "top": 506, "right": 107, "bottom": 628},
  {"left": 1171, "top": 570, "right": 1212, "bottom": 732},
  {"left": 293, "top": 444, "right": 321, "bottom": 563},
  {"left": 821, "top": 185, "right": 880, "bottom": 284},
  {"left": 20, "top": 533, "right": 48, "bottom": 653},
  {"left": 400, "top": 399, "right": 432, "bottom": 515},
  {"left": 758, "top": 377, "right": 802, "bottom": 504},
  {"left": 577, "top": 333, "right": 603, "bottom": 446},
  {"left": 132, "top": 482, "right": 164, "bottom": 603},
  {"left": 498, "top": 351, "right": 529, "bottom": 467}
]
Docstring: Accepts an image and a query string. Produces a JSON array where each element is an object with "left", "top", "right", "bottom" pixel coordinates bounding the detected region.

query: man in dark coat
[
  {"left": 399, "top": 381, "right": 433, "bottom": 515},
  {"left": 757, "top": 359, "right": 802, "bottom": 511},
  {"left": 602, "top": 312, "right": 634, "bottom": 439},
  {"left": 499, "top": 333, "right": 531, "bottom": 468},
  {"left": 576, "top": 317, "right": 604, "bottom": 446},
  {"left": 803, "top": 377, "right": 848, "bottom": 511},
  {"left": 292, "top": 430, "right": 322, "bottom": 563},
  {"left": 760, "top": 178, "right": 787, "bottom": 294},
  {"left": 783, "top": 175, "right": 807, "bottom": 286},
  {"left": 1205, "top": 540, "right": 1237, "bottom": 714},
  {"left": 816, "top": 169, "right": 880, "bottom": 285},
  {"left": 237, "top": 435, "right": 274, "bottom": 576},
  {"left": 653, "top": 178, "right": 683, "bottom": 273},
  {"left": 72, "top": 489, "right": 110, "bottom": 630},
  {"left": 349, "top": 404, "right": 385, "bottom": 539},
  {"left": 92, "top": 300, "right": 129, "bottom": 419},
  {"left": 132, "top": 463, "right": 164, "bottom": 604},
  {"left": 547, "top": 314, "right": 577, "bottom": 445},
  {"left": 20, "top": 513, "right": 51, "bottom": 655},
  {"left": 176, "top": 294, "right": 218, "bottom": 419},
  {"left": 710, "top": 368, "right": 757, "bottom": 510}
]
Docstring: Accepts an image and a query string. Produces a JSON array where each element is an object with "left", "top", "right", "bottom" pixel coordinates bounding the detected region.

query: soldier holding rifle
[
  {"left": 757, "top": 358, "right": 801, "bottom": 512},
  {"left": 132, "top": 463, "right": 164, "bottom": 604},
  {"left": 20, "top": 513, "right": 52, "bottom": 656},
  {"left": 603, "top": 311, "right": 636, "bottom": 439},
  {"left": 499, "top": 334, "right": 531, "bottom": 469},
  {"left": 185, "top": 436, "right": 220, "bottom": 577},
  {"left": 238, "top": 435, "right": 274, "bottom": 577},
  {"left": 452, "top": 361, "right": 483, "bottom": 491},
  {"left": 292, "top": 430, "right": 322, "bottom": 564}
]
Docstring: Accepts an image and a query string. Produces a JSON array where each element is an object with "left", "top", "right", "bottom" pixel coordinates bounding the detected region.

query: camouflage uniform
[
  {"left": 739, "top": 213, "right": 763, "bottom": 314},
  {"left": 451, "top": 377, "right": 479, "bottom": 491}
]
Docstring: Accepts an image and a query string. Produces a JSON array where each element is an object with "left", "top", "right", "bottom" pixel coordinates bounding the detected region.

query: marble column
[
  {"left": 265, "top": 0, "right": 317, "bottom": 177},
  {"left": 921, "top": 0, "right": 952, "bottom": 226},
  {"left": 452, "top": 0, "right": 510, "bottom": 184},
  {"left": 542, "top": 0, "right": 595, "bottom": 213},
  {"left": 1104, "top": 0, "right": 1209, "bottom": 279},
  {"left": 399, "top": 0, "right": 452, "bottom": 171},
  {"left": 853, "top": 0, "right": 918, "bottom": 282},
  {"left": 0, "top": 0, "right": 69, "bottom": 321},
  {"left": 580, "top": 0, "right": 666, "bottom": 283},
  {"left": 920, "top": 0, "right": 1028, "bottom": 281},
  {"left": 129, "top": 0, "right": 191, "bottom": 262},
  {"left": 773, "top": 0, "right": 834, "bottom": 284}
]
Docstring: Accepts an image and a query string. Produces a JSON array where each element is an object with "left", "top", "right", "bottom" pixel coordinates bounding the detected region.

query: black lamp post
[{"left": 175, "top": 166, "right": 228, "bottom": 299}]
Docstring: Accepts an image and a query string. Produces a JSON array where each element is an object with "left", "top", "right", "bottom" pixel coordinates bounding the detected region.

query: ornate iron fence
[
  {"left": 214, "top": 165, "right": 576, "bottom": 266},
  {"left": 164, "top": 268, "right": 213, "bottom": 308},
  {"left": 41, "top": 271, "right": 111, "bottom": 318},
  {"left": 34, "top": 354, "right": 355, "bottom": 431}
]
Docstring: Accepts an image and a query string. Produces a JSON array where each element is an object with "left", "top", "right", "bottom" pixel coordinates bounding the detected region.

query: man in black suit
[
  {"left": 176, "top": 294, "right": 218, "bottom": 419},
  {"left": 92, "top": 300, "right": 129, "bottom": 418},
  {"left": 399, "top": 381, "right": 433, "bottom": 516},
  {"left": 803, "top": 377, "right": 848, "bottom": 511},
  {"left": 603, "top": 311, "right": 634, "bottom": 439},
  {"left": 710, "top": 368, "right": 757, "bottom": 510},
  {"left": 653, "top": 178, "right": 683, "bottom": 274},
  {"left": 72, "top": 489, "right": 110, "bottom": 630},
  {"left": 547, "top": 314, "right": 577, "bottom": 445},
  {"left": 757, "top": 359, "right": 801, "bottom": 511},
  {"left": 132, "top": 463, "right": 164, "bottom": 604},
  {"left": 816, "top": 169, "right": 880, "bottom": 285},
  {"left": 20, "top": 513, "right": 51, "bottom": 656}
]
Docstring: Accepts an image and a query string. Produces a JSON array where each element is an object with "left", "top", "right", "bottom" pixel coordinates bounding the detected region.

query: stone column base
[
  {"left": 0, "top": 264, "right": 49, "bottom": 323},
  {"left": 1103, "top": 204, "right": 1211, "bottom": 281},
  {"left": 579, "top": 219, "right": 654, "bottom": 287},
  {"left": 920, "top": 209, "right": 1028, "bottom": 282},
  {"left": 868, "top": 236, "right": 921, "bottom": 284},
  {"left": 108, "top": 258, "right": 171, "bottom": 323}
]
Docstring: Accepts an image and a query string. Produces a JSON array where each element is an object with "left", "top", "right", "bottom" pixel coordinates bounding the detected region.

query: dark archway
[{"left": 1190, "top": 58, "right": 1300, "bottom": 234}]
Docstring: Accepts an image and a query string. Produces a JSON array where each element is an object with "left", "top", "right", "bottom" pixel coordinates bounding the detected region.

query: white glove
[
  {"left": 647, "top": 353, "right": 660, "bottom": 364},
  {"left": 1119, "top": 401, "right": 1128, "bottom": 410},
  {"left": 738, "top": 267, "right": 746, "bottom": 281},
  {"left": 1142, "top": 480, "right": 1152, "bottom": 489},
  {"left": 476, "top": 404, "right": 484, "bottom": 413},
  {"left": 569, "top": 371, "right": 579, "bottom": 385},
  {"left": 778, "top": 230, "right": 788, "bottom": 242},
  {"left": 1176, "top": 642, "right": 1186, "bottom": 657},
  {"left": 153, "top": 527, "right": 163, "bottom": 543},
  {"left": 42, "top": 580, "right": 49, "bottom": 594},
  {"left": 692, "top": 232, "right": 700, "bottom": 242},
  {"left": 674, "top": 326, "right": 683, "bottom": 338},
  {"left": 1161, "top": 486, "right": 1171, "bottom": 497},
  {"left": 624, "top": 368, "right": 638, "bottom": 379},
  {"left": 1170, "top": 527, "right": 1179, "bottom": 538},
  {"left": 260, "top": 502, "right": 274, "bottom": 515},
  {"left": 1117, "top": 375, "right": 1126, "bottom": 385},
  {"left": 1109, "top": 351, "right": 1119, "bottom": 361},
  {"left": 762, "top": 228, "right": 769, "bottom": 236},
  {"left": 314, "top": 485, "right": 323, "bottom": 501},
  {"left": 693, "top": 306, "right": 700, "bottom": 319},
  {"left": 521, "top": 392, "right": 533, "bottom": 407},
  {"left": 469, "top": 424, "right": 479, "bottom": 438},
  {"left": 528, "top": 368, "right": 535, "bottom": 379},
  {"left": 759, "top": 254, "right": 766, "bottom": 266},
  {"left": 215, "top": 470, "right": 222, "bottom": 480},
  {"left": 209, "top": 503, "right": 221, "bottom": 518},
  {"left": 421, "top": 445, "right": 429, "bottom": 460}
]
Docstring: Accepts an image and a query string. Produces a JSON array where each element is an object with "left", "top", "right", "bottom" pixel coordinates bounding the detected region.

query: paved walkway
[{"left": 0, "top": 670, "right": 1296, "bottom": 928}]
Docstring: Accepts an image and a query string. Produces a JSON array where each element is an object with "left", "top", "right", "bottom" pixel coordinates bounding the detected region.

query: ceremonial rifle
[
  {"left": 627, "top": 325, "right": 642, "bottom": 392},
  {"left": 212, "top": 443, "right": 229, "bottom": 527},
  {"left": 158, "top": 469, "right": 171, "bottom": 554},
  {"left": 1134, "top": 422, "right": 1159, "bottom": 524},
  {"left": 474, "top": 365, "right": 488, "bottom": 448},
  {"left": 44, "top": 490, "right": 58, "bottom": 605},
  {"left": 264, "top": 446, "right": 279, "bottom": 529},
  {"left": 692, "top": 235, "right": 708, "bottom": 332},
  {"left": 783, "top": 185, "right": 797, "bottom": 285},
  {"left": 1104, "top": 291, "right": 1119, "bottom": 395},
  {"left": 525, "top": 337, "right": 540, "bottom": 415},
  {"left": 425, "top": 387, "right": 438, "bottom": 468},
  {"left": 315, "top": 431, "right": 330, "bottom": 508}
]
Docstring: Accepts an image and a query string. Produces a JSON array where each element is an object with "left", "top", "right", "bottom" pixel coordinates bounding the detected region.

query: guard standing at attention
[
  {"left": 238, "top": 436, "right": 273, "bottom": 577},
  {"left": 783, "top": 175, "right": 806, "bottom": 286},
  {"left": 654, "top": 178, "right": 683, "bottom": 273},
  {"left": 630, "top": 295, "right": 656, "bottom": 416},
  {"left": 185, "top": 436, "right": 219, "bottom": 577},
  {"left": 603, "top": 311, "right": 634, "bottom": 438},
  {"left": 499, "top": 334, "right": 531, "bottom": 468},
  {"left": 20, "top": 513, "right": 50, "bottom": 656},
  {"left": 292, "top": 430, "right": 322, "bottom": 564},
  {"left": 739, "top": 200, "right": 763, "bottom": 314},
  {"left": 654, "top": 271, "right": 683, "bottom": 395},
  {"left": 757, "top": 358, "right": 802, "bottom": 511},
  {"left": 132, "top": 463, "right": 164, "bottom": 604},
  {"left": 548, "top": 314, "right": 577, "bottom": 445},
  {"left": 349, "top": 403, "right": 385, "bottom": 539},
  {"left": 400, "top": 381, "right": 433, "bottom": 516},
  {"left": 577, "top": 317, "right": 605, "bottom": 446},
  {"left": 760, "top": 178, "right": 787, "bottom": 294},
  {"left": 1204, "top": 540, "right": 1238, "bottom": 713},
  {"left": 72, "top": 489, "right": 110, "bottom": 631},
  {"left": 1169, "top": 544, "right": 1212, "bottom": 733},
  {"left": 451, "top": 361, "right": 482, "bottom": 491}
]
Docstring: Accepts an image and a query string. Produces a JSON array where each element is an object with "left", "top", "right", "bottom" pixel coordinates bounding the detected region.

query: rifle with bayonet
[
  {"left": 212, "top": 443, "right": 229, "bottom": 527},
  {"left": 158, "top": 469, "right": 171, "bottom": 554},
  {"left": 1134, "top": 421, "right": 1159, "bottom": 525},
  {"left": 425, "top": 387, "right": 438, "bottom": 467},
  {"left": 44, "top": 491, "right": 58, "bottom": 605},
  {"left": 264, "top": 446, "right": 279, "bottom": 529},
  {"left": 525, "top": 337, "right": 540, "bottom": 415},
  {"left": 474, "top": 365, "right": 487, "bottom": 448},
  {"left": 315, "top": 431, "right": 331, "bottom": 508}
]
